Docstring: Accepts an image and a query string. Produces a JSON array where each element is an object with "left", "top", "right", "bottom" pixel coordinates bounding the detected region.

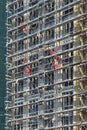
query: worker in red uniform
[
  {"left": 23, "top": 27, "right": 28, "bottom": 33},
  {"left": 49, "top": 49, "right": 55, "bottom": 55},
  {"left": 22, "top": 61, "right": 27, "bottom": 64},
  {"left": 25, "top": 67, "right": 31, "bottom": 76},
  {"left": 54, "top": 57, "right": 59, "bottom": 70}
]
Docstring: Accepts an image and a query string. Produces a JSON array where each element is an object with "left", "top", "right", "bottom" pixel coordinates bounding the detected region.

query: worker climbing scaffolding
[
  {"left": 22, "top": 60, "right": 31, "bottom": 75},
  {"left": 49, "top": 49, "right": 59, "bottom": 70},
  {"left": 25, "top": 67, "right": 31, "bottom": 76},
  {"left": 49, "top": 49, "right": 55, "bottom": 55},
  {"left": 22, "top": 26, "right": 28, "bottom": 33},
  {"left": 54, "top": 57, "right": 59, "bottom": 70}
]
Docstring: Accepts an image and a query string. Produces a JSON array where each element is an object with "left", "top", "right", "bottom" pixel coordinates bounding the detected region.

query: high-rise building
[
  {"left": 6, "top": 0, "right": 87, "bottom": 130},
  {"left": 0, "top": 1, "right": 6, "bottom": 130}
]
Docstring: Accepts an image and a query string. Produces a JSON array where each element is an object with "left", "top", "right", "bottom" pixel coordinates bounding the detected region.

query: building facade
[
  {"left": 6, "top": 0, "right": 87, "bottom": 130},
  {"left": 0, "top": 1, "right": 6, "bottom": 130}
]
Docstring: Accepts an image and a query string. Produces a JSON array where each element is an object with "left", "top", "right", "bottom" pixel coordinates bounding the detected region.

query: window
[
  {"left": 62, "top": 91, "right": 73, "bottom": 109},
  {"left": 18, "top": 0, "right": 24, "bottom": 11},
  {"left": 30, "top": 8, "right": 38, "bottom": 20},
  {"left": 46, "top": 100, "right": 54, "bottom": 112},
  {"left": 30, "top": 22, "right": 38, "bottom": 34},
  {"left": 62, "top": 0, "right": 73, "bottom": 6},
  {"left": 30, "top": 53, "right": 38, "bottom": 61},
  {"left": 30, "top": 62, "right": 38, "bottom": 74},
  {"left": 45, "top": 72, "right": 54, "bottom": 85},
  {"left": 30, "top": 77, "right": 38, "bottom": 89},
  {"left": 45, "top": 29, "right": 55, "bottom": 40},
  {"left": 45, "top": 57, "right": 54, "bottom": 70},
  {"left": 45, "top": 118, "right": 53, "bottom": 128},
  {"left": 45, "top": 1, "right": 55, "bottom": 13},
  {"left": 30, "top": 35, "right": 39, "bottom": 47},
  {"left": 18, "top": 41, "right": 24, "bottom": 51},
  {"left": 15, "top": 107, "right": 23, "bottom": 119},
  {"left": 62, "top": 43, "right": 73, "bottom": 65},
  {"left": 29, "top": 101, "right": 38, "bottom": 114},
  {"left": 18, "top": 15, "right": 24, "bottom": 25},
  {"left": 62, "top": 7, "right": 74, "bottom": 21},
  {"left": 45, "top": 16, "right": 55, "bottom": 27},
  {"left": 62, "top": 21, "right": 73, "bottom": 35},
  {"left": 62, "top": 67, "right": 73, "bottom": 80}
]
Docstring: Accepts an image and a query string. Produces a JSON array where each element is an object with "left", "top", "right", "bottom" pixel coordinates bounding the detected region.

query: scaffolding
[{"left": 5, "top": 0, "right": 87, "bottom": 130}]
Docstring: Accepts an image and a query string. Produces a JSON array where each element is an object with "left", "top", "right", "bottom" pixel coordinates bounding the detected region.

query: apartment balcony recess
[
  {"left": 29, "top": 8, "right": 41, "bottom": 21},
  {"left": 45, "top": 33, "right": 55, "bottom": 42},
  {"left": 15, "top": 6, "right": 24, "bottom": 14},
  {"left": 62, "top": 57, "right": 73, "bottom": 66},
  {"left": 44, "top": 17, "right": 56, "bottom": 29},
  {"left": 29, "top": 16, "right": 39, "bottom": 23},
  {"left": 44, "top": 62, "right": 54, "bottom": 71},
  {"left": 45, "top": 1, "right": 55, "bottom": 14},
  {"left": 29, "top": 80, "right": 38, "bottom": 89},
  {"left": 29, "top": 35, "right": 40, "bottom": 48},
  {"left": 29, "top": 42, "right": 40, "bottom": 50},
  {"left": 62, "top": 13, "right": 74, "bottom": 22},
  {"left": 61, "top": 28, "right": 73, "bottom": 37},
  {"left": 30, "top": 53, "right": 38, "bottom": 62},
  {"left": 13, "top": 31, "right": 28, "bottom": 41},
  {"left": 30, "top": 27, "right": 39, "bottom": 35},
  {"left": 31, "top": 66, "right": 38, "bottom": 75},
  {"left": 15, "top": 71, "right": 24, "bottom": 79}
]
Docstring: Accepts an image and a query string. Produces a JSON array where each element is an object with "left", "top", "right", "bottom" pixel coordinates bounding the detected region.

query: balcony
[
  {"left": 44, "top": 17, "right": 56, "bottom": 29},
  {"left": 45, "top": 1, "right": 55, "bottom": 14}
]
